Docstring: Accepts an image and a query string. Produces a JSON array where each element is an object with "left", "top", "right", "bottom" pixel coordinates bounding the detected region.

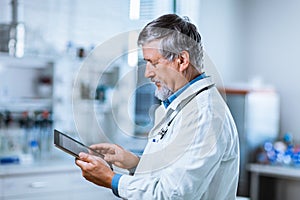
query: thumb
[{"left": 79, "top": 152, "right": 94, "bottom": 163}]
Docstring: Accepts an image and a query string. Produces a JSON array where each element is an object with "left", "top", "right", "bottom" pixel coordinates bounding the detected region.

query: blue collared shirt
[{"left": 163, "top": 73, "right": 207, "bottom": 108}]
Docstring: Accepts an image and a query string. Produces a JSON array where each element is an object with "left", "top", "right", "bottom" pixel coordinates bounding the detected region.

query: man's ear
[{"left": 178, "top": 51, "right": 190, "bottom": 72}]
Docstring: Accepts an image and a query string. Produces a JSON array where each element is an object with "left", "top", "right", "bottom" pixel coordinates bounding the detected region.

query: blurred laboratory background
[{"left": 0, "top": 0, "right": 300, "bottom": 200}]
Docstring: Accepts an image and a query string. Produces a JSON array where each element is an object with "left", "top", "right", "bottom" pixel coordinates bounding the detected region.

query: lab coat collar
[{"left": 164, "top": 76, "right": 215, "bottom": 113}]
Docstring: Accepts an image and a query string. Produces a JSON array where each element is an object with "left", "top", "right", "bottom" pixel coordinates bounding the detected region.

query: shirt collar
[{"left": 163, "top": 73, "right": 207, "bottom": 109}]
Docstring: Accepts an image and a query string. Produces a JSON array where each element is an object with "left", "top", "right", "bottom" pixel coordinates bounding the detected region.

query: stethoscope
[{"left": 152, "top": 83, "right": 215, "bottom": 143}]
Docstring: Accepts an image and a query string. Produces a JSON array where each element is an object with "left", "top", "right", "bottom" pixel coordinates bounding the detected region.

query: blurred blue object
[{"left": 0, "top": 156, "right": 20, "bottom": 164}]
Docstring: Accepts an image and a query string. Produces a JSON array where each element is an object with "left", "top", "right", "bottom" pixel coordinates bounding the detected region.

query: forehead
[{"left": 142, "top": 40, "right": 162, "bottom": 60}]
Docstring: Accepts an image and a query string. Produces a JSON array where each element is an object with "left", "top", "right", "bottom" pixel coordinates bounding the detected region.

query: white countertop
[
  {"left": 0, "top": 155, "right": 79, "bottom": 177},
  {"left": 248, "top": 163, "right": 300, "bottom": 179}
]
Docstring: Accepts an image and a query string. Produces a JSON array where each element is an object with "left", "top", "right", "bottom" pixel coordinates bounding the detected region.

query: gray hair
[{"left": 138, "top": 14, "right": 204, "bottom": 70}]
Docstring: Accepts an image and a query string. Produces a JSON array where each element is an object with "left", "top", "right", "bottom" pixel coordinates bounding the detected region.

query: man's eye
[{"left": 152, "top": 62, "right": 158, "bottom": 67}]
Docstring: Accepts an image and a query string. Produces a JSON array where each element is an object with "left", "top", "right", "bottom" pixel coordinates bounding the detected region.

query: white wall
[
  {"left": 198, "top": 0, "right": 300, "bottom": 142},
  {"left": 197, "top": 0, "right": 246, "bottom": 84},
  {"left": 244, "top": 0, "right": 300, "bottom": 141}
]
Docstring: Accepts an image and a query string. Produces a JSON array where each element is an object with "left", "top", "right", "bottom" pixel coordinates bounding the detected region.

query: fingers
[
  {"left": 90, "top": 143, "right": 117, "bottom": 154},
  {"left": 90, "top": 143, "right": 113, "bottom": 150},
  {"left": 104, "top": 154, "right": 118, "bottom": 163},
  {"left": 75, "top": 156, "right": 89, "bottom": 168},
  {"left": 78, "top": 152, "right": 95, "bottom": 163},
  {"left": 79, "top": 152, "right": 108, "bottom": 165},
  {"left": 75, "top": 153, "right": 93, "bottom": 170},
  {"left": 75, "top": 157, "right": 115, "bottom": 188}
]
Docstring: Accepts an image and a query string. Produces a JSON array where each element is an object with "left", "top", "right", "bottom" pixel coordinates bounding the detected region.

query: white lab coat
[{"left": 118, "top": 77, "right": 240, "bottom": 200}]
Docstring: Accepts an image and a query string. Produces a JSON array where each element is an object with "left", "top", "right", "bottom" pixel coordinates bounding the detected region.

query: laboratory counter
[
  {"left": 248, "top": 163, "right": 300, "bottom": 200},
  {"left": 0, "top": 155, "right": 118, "bottom": 200},
  {"left": 0, "top": 156, "right": 78, "bottom": 177}
]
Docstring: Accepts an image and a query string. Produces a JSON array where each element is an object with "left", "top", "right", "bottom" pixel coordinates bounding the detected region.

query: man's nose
[{"left": 144, "top": 62, "right": 155, "bottom": 78}]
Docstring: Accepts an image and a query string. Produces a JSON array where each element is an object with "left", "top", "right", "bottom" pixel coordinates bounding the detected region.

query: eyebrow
[{"left": 143, "top": 58, "right": 152, "bottom": 63}]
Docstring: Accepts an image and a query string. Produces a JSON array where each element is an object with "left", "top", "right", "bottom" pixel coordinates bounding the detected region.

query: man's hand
[
  {"left": 75, "top": 152, "right": 115, "bottom": 188},
  {"left": 90, "top": 143, "right": 140, "bottom": 170}
]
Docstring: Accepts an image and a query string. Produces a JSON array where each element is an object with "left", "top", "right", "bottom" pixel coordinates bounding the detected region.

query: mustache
[
  {"left": 150, "top": 78, "right": 174, "bottom": 92},
  {"left": 150, "top": 78, "right": 161, "bottom": 84}
]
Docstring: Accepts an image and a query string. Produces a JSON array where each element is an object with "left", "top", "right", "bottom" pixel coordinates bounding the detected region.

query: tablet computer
[{"left": 54, "top": 129, "right": 104, "bottom": 159}]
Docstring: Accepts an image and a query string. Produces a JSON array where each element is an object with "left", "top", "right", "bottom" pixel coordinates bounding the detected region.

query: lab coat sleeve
[{"left": 117, "top": 100, "right": 236, "bottom": 200}]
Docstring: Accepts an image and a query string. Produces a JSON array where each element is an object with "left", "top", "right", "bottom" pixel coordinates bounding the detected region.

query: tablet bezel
[{"left": 54, "top": 129, "right": 104, "bottom": 159}]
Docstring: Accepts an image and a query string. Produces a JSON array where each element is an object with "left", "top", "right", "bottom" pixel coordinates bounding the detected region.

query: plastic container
[{"left": 29, "top": 140, "right": 40, "bottom": 161}]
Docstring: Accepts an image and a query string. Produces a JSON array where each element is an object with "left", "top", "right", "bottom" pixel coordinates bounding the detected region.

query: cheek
[
  {"left": 155, "top": 62, "right": 179, "bottom": 88},
  {"left": 155, "top": 69, "right": 169, "bottom": 84},
  {"left": 156, "top": 74, "right": 175, "bottom": 91}
]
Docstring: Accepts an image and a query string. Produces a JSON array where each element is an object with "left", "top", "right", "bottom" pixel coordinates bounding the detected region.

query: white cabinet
[{"left": 0, "top": 54, "right": 54, "bottom": 110}]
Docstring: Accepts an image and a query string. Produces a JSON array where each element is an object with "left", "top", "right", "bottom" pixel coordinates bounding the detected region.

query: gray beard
[{"left": 155, "top": 84, "right": 174, "bottom": 101}]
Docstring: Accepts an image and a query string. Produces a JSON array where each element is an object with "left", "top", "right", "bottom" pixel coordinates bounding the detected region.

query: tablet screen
[{"left": 54, "top": 129, "right": 103, "bottom": 159}]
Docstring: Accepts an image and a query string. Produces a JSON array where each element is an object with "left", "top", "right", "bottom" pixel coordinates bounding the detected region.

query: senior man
[{"left": 76, "top": 14, "right": 240, "bottom": 200}]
